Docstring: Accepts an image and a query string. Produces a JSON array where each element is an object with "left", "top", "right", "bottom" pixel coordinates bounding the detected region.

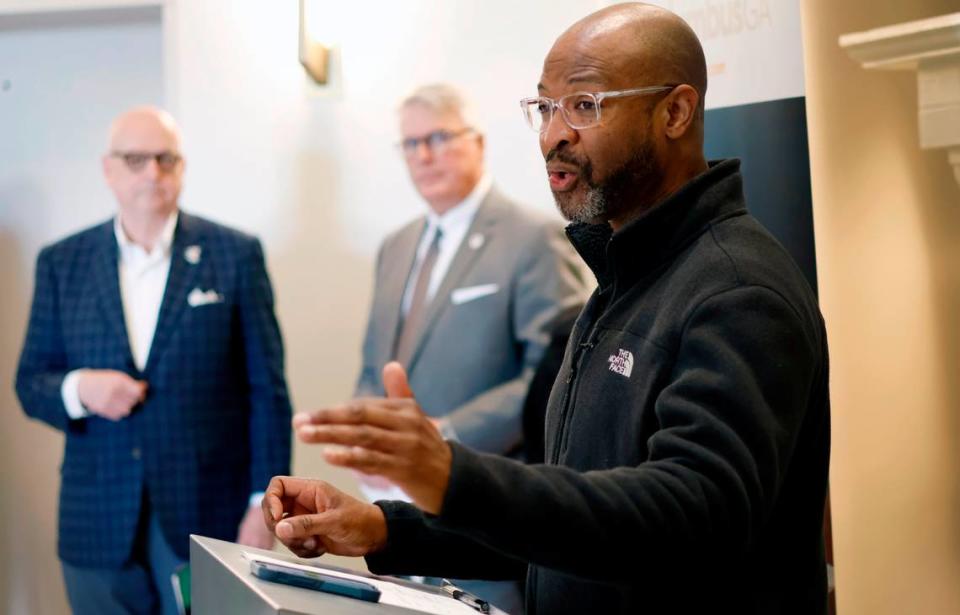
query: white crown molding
[
  {"left": 840, "top": 13, "right": 960, "bottom": 189},
  {"left": 0, "top": 0, "right": 160, "bottom": 16},
  {"left": 839, "top": 13, "right": 960, "bottom": 71}
]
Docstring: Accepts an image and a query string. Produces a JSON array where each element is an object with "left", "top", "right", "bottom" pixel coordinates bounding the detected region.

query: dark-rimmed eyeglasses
[
  {"left": 398, "top": 128, "right": 474, "bottom": 156},
  {"left": 520, "top": 85, "right": 676, "bottom": 133},
  {"left": 110, "top": 150, "right": 182, "bottom": 172}
]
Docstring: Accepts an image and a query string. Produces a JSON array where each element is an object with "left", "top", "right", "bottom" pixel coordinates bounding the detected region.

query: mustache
[{"left": 545, "top": 148, "right": 586, "bottom": 170}]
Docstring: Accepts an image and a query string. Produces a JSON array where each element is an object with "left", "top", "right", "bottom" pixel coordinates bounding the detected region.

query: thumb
[
  {"left": 382, "top": 362, "right": 414, "bottom": 399},
  {"left": 276, "top": 513, "right": 331, "bottom": 539}
]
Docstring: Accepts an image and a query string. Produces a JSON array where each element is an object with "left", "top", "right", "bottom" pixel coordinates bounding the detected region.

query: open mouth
[{"left": 548, "top": 169, "right": 579, "bottom": 192}]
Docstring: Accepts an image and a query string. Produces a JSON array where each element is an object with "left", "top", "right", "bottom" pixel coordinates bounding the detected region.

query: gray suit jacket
[{"left": 356, "top": 187, "right": 586, "bottom": 455}]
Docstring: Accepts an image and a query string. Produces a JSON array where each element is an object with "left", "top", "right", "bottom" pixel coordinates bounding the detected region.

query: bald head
[
  {"left": 556, "top": 3, "right": 706, "bottom": 117},
  {"left": 108, "top": 105, "right": 182, "bottom": 152}
]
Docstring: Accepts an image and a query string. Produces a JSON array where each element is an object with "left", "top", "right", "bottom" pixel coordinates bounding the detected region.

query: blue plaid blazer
[{"left": 15, "top": 212, "right": 292, "bottom": 567}]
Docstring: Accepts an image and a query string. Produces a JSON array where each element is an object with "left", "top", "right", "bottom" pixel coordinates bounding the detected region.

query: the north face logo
[{"left": 607, "top": 349, "right": 633, "bottom": 378}]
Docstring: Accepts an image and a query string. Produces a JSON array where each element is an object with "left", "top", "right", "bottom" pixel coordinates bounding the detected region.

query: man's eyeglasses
[
  {"left": 399, "top": 128, "right": 474, "bottom": 156},
  {"left": 110, "top": 150, "right": 182, "bottom": 172},
  {"left": 519, "top": 85, "right": 676, "bottom": 133}
]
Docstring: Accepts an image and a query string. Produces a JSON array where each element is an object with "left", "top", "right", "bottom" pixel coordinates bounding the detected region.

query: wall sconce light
[{"left": 299, "top": 0, "right": 329, "bottom": 85}]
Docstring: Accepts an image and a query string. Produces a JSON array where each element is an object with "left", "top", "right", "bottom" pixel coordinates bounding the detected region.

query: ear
[
  {"left": 101, "top": 154, "right": 112, "bottom": 180},
  {"left": 661, "top": 84, "right": 700, "bottom": 140}
]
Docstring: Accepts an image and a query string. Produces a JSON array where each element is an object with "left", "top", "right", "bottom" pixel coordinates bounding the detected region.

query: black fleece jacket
[{"left": 367, "top": 159, "right": 830, "bottom": 615}]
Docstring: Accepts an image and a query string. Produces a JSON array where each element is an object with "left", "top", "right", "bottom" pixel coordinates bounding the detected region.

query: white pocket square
[
  {"left": 187, "top": 287, "right": 223, "bottom": 307},
  {"left": 450, "top": 283, "right": 499, "bottom": 305}
]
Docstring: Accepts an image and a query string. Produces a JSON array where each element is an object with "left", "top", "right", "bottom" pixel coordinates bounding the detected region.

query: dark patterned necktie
[{"left": 394, "top": 227, "right": 443, "bottom": 366}]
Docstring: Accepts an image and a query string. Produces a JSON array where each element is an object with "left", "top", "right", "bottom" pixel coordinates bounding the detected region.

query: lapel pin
[
  {"left": 468, "top": 233, "right": 485, "bottom": 250},
  {"left": 184, "top": 245, "right": 202, "bottom": 265}
]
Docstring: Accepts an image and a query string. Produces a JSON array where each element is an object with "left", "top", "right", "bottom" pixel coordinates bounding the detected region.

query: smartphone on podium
[{"left": 250, "top": 560, "right": 382, "bottom": 603}]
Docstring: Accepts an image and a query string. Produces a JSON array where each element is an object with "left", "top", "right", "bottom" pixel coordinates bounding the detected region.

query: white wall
[
  {"left": 0, "top": 8, "right": 164, "bottom": 613},
  {"left": 163, "top": 0, "right": 608, "bottom": 562},
  {"left": 1, "top": 1, "right": 606, "bottom": 610}
]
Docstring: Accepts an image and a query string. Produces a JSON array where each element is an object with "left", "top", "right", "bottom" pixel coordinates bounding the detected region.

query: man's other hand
[
  {"left": 293, "top": 362, "right": 452, "bottom": 514},
  {"left": 262, "top": 476, "right": 388, "bottom": 558},
  {"left": 77, "top": 369, "right": 147, "bottom": 420}
]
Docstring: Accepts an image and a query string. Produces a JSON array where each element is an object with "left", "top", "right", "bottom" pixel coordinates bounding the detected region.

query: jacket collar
[{"left": 566, "top": 159, "right": 747, "bottom": 293}]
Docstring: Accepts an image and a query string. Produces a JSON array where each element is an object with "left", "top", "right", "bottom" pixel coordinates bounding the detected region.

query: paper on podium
[{"left": 242, "top": 552, "right": 481, "bottom": 615}]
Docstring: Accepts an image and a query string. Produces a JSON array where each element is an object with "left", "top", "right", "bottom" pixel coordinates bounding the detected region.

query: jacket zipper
[{"left": 549, "top": 331, "right": 598, "bottom": 464}]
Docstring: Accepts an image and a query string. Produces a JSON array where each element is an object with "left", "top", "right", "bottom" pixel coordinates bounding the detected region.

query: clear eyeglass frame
[{"left": 519, "top": 85, "right": 676, "bottom": 133}]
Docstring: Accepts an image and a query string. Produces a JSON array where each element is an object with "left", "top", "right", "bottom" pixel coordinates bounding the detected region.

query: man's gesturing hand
[
  {"left": 293, "top": 362, "right": 453, "bottom": 514},
  {"left": 262, "top": 476, "right": 388, "bottom": 558}
]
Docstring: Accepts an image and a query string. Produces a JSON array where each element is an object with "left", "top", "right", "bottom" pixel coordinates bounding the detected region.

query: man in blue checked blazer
[{"left": 15, "top": 106, "right": 291, "bottom": 615}]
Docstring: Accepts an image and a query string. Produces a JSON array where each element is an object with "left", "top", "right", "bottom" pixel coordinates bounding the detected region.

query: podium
[{"left": 190, "top": 535, "right": 484, "bottom": 615}]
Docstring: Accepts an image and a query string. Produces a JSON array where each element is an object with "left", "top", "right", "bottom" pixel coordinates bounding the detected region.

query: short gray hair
[{"left": 399, "top": 83, "right": 483, "bottom": 133}]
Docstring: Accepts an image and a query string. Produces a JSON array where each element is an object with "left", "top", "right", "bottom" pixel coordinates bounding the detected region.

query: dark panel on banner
[{"left": 704, "top": 96, "right": 818, "bottom": 295}]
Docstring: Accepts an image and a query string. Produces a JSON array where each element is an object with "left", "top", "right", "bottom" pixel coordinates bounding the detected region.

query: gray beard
[
  {"left": 558, "top": 186, "right": 606, "bottom": 224},
  {"left": 551, "top": 136, "right": 659, "bottom": 225}
]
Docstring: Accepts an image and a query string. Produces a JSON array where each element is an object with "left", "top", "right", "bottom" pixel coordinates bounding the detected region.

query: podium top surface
[{"left": 190, "top": 535, "right": 481, "bottom": 615}]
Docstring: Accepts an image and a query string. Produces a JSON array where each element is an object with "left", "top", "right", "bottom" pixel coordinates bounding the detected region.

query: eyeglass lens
[
  {"left": 400, "top": 129, "right": 468, "bottom": 155},
  {"left": 524, "top": 93, "right": 600, "bottom": 132},
  {"left": 115, "top": 151, "right": 181, "bottom": 172}
]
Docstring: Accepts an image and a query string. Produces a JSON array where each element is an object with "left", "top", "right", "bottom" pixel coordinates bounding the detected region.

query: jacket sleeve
[
  {"left": 365, "top": 500, "right": 528, "bottom": 581},
  {"left": 443, "top": 223, "right": 587, "bottom": 454},
  {"left": 238, "top": 239, "right": 292, "bottom": 493},
  {"left": 422, "top": 285, "right": 823, "bottom": 583},
  {"left": 15, "top": 246, "right": 73, "bottom": 432},
  {"left": 354, "top": 242, "right": 387, "bottom": 399}
]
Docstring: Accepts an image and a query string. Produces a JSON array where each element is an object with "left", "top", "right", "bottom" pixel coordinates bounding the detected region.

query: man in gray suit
[{"left": 353, "top": 83, "right": 586, "bottom": 613}]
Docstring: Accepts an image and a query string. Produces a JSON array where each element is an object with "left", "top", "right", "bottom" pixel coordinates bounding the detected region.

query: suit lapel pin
[
  {"left": 184, "top": 245, "right": 202, "bottom": 265},
  {"left": 468, "top": 233, "right": 485, "bottom": 250}
]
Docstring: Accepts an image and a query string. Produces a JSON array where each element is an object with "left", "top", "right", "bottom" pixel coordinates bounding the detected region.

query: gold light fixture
[{"left": 299, "top": 0, "right": 329, "bottom": 85}]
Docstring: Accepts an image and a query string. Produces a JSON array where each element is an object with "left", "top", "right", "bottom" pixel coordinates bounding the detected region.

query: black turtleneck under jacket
[{"left": 367, "top": 159, "right": 830, "bottom": 615}]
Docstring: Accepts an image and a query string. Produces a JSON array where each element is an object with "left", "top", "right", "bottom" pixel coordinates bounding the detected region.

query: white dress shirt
[
  {"left": 60, "top": 212, "right": 178, "bottom": 419},
  {"left": 400, "top": 173, "right": 492, "bottom": 316}
]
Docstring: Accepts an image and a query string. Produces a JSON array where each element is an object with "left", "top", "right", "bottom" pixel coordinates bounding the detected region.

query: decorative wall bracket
[
  {"left": 840, "top": 13, "right": 960, "bottom": 189},
  {"left": 299, "top": 0, "right": 329, "bottom": 85}
]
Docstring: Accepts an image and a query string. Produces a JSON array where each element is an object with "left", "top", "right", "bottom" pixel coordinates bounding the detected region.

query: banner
[{"left": 662, "top": 0, "right": 817, "bottom": 292}]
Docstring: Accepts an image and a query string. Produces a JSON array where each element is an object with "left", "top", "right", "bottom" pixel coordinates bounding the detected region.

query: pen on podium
[{"left": 441, "top": 579, "right": 490, "bottom": 614}]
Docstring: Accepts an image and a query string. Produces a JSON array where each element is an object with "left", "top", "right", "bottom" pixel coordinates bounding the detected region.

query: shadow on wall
[
  {"left": 0, "top": 219, "right": 69, "bottom": 614},
  {"left": 270, "top": 150, "right": 373, "bottom": 512}
]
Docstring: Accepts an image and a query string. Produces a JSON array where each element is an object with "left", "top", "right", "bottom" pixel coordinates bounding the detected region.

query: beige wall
[{"left": 801, "top": 1, "right": 960, "bottom": 613}]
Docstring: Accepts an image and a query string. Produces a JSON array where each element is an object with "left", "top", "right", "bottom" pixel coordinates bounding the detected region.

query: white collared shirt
[
  {"left": 60, "top": 211, "right": 178, "bottom": 419},
  {"left": 401, "top": 173, "right": 492, "bottom": 316}
]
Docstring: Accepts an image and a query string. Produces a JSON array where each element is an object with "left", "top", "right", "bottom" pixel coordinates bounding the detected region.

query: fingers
[
  {"left": 125, "top": 378, "right": 148, "bottom": 403},
  {"left": 294, "top": 400, "right": 417, "bottom": 433},
  {"left": 292, "top": 412, "right": 311, "bottom": 429},
  {"left": 115, "top": 381, "right": 146, "bottom": 414},
  {"left": 323, "top": 446, "right": 399, "bottom": 477},
  {"left": 262, "top": 477, "right": 288, "bottom": 529},
  {"left": 283, "top": 536, "right": 324, "bottom": 559},
  {"left": 297, "top": 424, "right": 415, "bottom": 454},
  {"left": 382, "top": 362, "right": 414, "bottom": 398}
]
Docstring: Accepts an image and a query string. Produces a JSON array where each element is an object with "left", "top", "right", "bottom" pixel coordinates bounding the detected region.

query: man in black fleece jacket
[{"left": 263, "top": 4, "right": 830, "bottom": 614}]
